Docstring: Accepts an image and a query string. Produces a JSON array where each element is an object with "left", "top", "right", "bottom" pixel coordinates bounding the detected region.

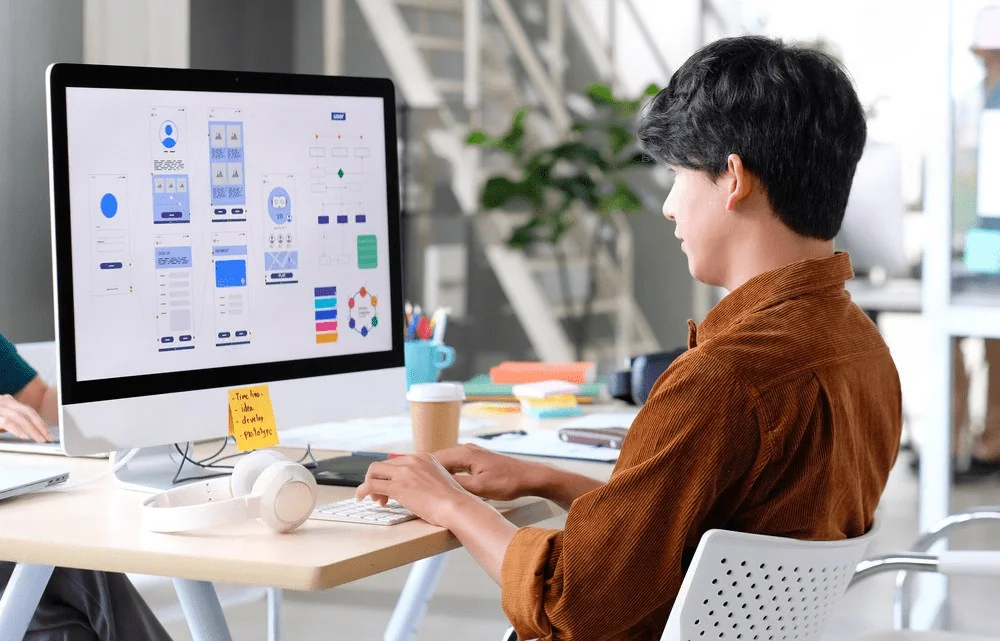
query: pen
[
  {"left": 476, "top": 430, "right": 528, "bottom": 440},
  {"left": 351, "top": 451, "right": 405, "bottom": 459}
]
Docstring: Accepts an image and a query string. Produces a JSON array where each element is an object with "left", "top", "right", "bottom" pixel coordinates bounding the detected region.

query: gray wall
[
  {"left": 0, "top": 0, "right": 84, "bottom": 343},
  {"left": 190, "top": 0, "right": 294, "bottom": 72}
]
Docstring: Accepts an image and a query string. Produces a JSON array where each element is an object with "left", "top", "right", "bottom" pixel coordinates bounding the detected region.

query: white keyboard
[{"left": 310, "top": 497, "right": 418, "bottom": 526}]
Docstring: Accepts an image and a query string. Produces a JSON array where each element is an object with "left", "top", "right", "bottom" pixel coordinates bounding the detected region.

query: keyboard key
[{"left": 309, "top": 497, "right": 418, "bottom": 526}]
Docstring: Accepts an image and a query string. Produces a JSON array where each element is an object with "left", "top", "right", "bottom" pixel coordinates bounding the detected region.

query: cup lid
[{"left": 407, "top": 382, "right": 465, "bottom": 403}]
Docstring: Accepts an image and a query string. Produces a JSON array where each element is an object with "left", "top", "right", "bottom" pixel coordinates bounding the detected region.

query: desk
[
  {"left": 0, "top": 408, "right": 618, "bottom": 640},
  {"left": 845, "top": 277, "right": 923, "bottom": 318}
]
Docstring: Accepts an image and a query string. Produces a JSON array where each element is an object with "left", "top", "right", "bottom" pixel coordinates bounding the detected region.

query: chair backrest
[
  {"left": 662, "top": 525, "right": 877, "bottom": 641},
  {"left": 14, "top": 341, "right": 57, "bottom": 386}
]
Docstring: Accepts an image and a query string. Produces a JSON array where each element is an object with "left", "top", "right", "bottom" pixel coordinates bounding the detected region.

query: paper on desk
[
  {"left": 465, "top": 431, "right": 620, "bottom": 463},
  {"left": 278, "top": 415, "right": 493, "bottom": 451},
  {"left": 558, "top": 411, "right": 638, "bottom": 429}
]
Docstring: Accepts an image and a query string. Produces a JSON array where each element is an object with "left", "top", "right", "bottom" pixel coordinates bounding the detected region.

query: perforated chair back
[{"left": 662, "top": 525, "right": 878, "bottom": 641}]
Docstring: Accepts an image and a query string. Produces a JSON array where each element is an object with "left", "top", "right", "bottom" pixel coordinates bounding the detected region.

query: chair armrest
[
  {"left": 500, "top": 627, "right": 519, "bottom": 641},
  {"left": 938, "top": 551, "right": 1000, "bottom": 577}
]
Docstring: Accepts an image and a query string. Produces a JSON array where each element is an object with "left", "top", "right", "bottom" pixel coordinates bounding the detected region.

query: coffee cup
[{"left": 406, "top": 382, "right": 465, "bottom": 453}]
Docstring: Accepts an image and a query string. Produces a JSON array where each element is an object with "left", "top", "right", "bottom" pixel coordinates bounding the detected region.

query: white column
[
  {"left": 83, "top": 0, "right": 190, "bottom": 67},
  {"left": 322, "top": 0, "right": 344, "bottom": 75}
]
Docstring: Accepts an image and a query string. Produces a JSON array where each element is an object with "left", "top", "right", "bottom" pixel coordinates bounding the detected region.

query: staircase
[{"left": 356, "top": 0, "right": 661, "bottom": 369}]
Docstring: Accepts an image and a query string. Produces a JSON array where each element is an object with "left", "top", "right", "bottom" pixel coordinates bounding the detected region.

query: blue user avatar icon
[
  {"left": 100, "top": 193, "right": 118, "bottom": 219},
  {"left": 159, "top": 120, "right": 178, "bottom": 149}
]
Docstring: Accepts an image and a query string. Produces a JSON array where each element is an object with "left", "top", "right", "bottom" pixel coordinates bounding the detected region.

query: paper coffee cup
[{"left": 406, "top": 383, "right": 465, "bottom": 452}]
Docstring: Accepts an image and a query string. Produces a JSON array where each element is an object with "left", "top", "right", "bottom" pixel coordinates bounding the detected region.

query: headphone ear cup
[
  {"left": 230, "top": 450, "right": 288, "bottom": 497},
  {"left": 251, "top": 461, "right": 317, "bottom": 533}
]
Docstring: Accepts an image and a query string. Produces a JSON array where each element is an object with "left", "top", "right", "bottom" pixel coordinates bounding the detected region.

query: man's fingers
[
  {"left": 355, "top": 478, "right": 393, "bottom": 502},
  {"left": 431, "top": 445, "right": 476, "bottom": 474}
]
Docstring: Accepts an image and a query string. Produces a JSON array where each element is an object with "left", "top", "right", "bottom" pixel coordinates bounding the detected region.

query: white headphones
[{"left": 141, "top": 450, "right": 318, "bottom": 534}]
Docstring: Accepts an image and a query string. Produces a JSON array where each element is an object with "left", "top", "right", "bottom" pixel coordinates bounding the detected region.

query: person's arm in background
[
  {"left": 0, "top": 333, "right": 54, "bottom": 441},
  {"left": 14, "top": 376, "right": 58, "bottom": 426}
]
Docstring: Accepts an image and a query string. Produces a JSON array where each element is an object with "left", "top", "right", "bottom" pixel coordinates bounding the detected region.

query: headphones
[{"left": 141, "top": 450, "right": 318, "bottom": 534}]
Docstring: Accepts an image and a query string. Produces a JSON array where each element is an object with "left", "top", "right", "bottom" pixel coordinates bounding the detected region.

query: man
[
  {"left": 0, "top": 333, "right": 174, "bottom": 641},
  {"left": 951, "top": 5, "right": 1000, "bottom": 476},
  {"left": 356, "top": 36, "right": 902, "bottom": 639}
]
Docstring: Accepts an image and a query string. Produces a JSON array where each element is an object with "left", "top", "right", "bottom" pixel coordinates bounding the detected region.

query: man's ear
[{"left": 724, "top": 154, "right": 754, "bottom": 211}]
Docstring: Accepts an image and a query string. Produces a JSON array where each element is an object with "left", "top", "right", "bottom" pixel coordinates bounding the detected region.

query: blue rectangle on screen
[
  {"left": 155, "top": 247, "right": 193, "bottom": 269},
  {"left": 336, "top": 215, "right": 348, "bottom": 224},
  {"left": 355, "top": 215, "right": 366, "bottom": 223},
  {"left": 314, "top": 286, "right": 336, "bottom": 297},
  {"left": 213, "top": 245, "right": 248, "bottom": 257},
  {"left": 315, "top": 309, "right": 337, "bottom": 321},
  {"left": 318, "top": 216, "right": 330, "bottom": 224},
  {"left": 215, "top": 260, "right": 247, "bottom": 288}
]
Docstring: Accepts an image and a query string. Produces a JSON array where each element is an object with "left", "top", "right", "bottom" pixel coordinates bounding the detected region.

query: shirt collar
[{"left": 687, "top": 252, "right": 855, "bottom": 348}]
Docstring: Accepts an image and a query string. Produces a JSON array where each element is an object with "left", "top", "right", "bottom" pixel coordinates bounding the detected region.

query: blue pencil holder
[{"left": 404, "top": 340, "right": 456, "bottom": 389}]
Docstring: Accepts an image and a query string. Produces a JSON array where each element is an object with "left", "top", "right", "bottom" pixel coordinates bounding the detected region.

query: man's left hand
[{"left": 355, "top": 452, "right": 475, "bottom": 528}]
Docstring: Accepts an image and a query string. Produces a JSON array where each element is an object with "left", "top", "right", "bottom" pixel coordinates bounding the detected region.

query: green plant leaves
[
  {"left": 609, "top": 124, "right": 632, "bottom": 155},
  {"left": 468, "top": 84, "right": 659, "bottom": 249},
  {"left": 598, "top": 182, "right": 644, "bottom": 214}
]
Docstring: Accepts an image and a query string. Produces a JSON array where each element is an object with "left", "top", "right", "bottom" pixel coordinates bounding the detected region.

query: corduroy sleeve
[{"left": 500, "top": 351, "right": 762, "bottom": 640}]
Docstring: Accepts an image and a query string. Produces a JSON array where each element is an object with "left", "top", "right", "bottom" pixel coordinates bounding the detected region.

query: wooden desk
[{"left": 0, "top": 407, "right": 622, "bottom": 640}]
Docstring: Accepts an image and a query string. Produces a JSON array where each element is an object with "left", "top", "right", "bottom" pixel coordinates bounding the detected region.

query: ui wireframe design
[{"left": 64, "top": 88, "right": 392, "bottom": 381}]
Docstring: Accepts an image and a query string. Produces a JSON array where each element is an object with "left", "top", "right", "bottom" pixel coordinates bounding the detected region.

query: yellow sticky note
[{"left": 228, "top": 385, "right": 280, "bottom": 452}]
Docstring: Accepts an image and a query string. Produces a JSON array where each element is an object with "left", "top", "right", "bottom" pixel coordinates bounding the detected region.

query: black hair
[{"left": 638, "top": 35, "right": 867, "bottom": 240}]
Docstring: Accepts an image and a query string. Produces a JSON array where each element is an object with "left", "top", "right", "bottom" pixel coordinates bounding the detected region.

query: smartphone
[{"left": 557, "top": 427, "right": 629, "bottom": 449}]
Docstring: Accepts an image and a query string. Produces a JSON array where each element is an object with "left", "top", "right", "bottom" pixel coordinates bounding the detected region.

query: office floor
[{"left": 149, "top": 313, "right": 1000, "bottom": 640}]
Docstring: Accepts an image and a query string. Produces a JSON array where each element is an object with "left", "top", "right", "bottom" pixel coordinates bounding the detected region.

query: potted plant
[{"left": 466, "top": 82, "right": 660, "bottom": 359}]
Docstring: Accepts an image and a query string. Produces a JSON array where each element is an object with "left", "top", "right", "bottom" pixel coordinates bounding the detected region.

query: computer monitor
[
  {"left": 45, "top": 64, "right": 406, "bottom": 465},
  {"left": 835, "top": 142, "right": 910, "bottom": 279}
]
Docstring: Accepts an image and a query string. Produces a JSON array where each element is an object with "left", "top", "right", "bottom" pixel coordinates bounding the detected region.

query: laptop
[{"left": 0, "top": 465, "right": 69, "bottom": 502}]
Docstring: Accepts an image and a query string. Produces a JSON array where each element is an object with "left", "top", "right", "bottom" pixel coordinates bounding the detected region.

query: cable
[{"left": 41, "top": 447, "right": 141, "bottom": 493}]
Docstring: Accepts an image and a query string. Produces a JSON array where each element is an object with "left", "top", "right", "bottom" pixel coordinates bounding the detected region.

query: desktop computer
[{"left": 45, "top": 63, "right": 407, "bottom": 489}]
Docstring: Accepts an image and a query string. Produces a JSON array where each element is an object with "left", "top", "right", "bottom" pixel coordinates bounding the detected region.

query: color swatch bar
[{"left": 313, "top": 286, "right": 338, "bottom": 344}]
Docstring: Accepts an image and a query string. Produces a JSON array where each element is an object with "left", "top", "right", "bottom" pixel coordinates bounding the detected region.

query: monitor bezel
[{"left": 47, "top": 63, "right": 405, "bottom": 405}]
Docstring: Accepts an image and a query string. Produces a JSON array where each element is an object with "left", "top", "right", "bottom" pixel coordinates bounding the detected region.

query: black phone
[
  {"left": 557, "top": 427, "right": 629, "bottom": 449},
  {"left": 309, "top": 454, "right": 384, "bottom": 487}
]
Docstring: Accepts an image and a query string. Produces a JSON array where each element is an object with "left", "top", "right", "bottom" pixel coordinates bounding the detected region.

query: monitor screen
[{"left": 62, "top": 87, "right": 394, "bottom": 383}]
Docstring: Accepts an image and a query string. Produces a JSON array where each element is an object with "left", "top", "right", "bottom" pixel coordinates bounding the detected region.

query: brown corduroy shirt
[{"left": 501, "top": 253, "right": 902, "bottom": 640}]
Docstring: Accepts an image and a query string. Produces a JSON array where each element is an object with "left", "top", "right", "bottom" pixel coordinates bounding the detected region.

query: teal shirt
[{"left": 0, "top": 333, "right": 37, "bottom": 396}]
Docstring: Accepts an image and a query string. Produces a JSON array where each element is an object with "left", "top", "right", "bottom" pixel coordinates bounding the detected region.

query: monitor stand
[{"left": 112, "top": 444, "right": 223, "bottom": 493}]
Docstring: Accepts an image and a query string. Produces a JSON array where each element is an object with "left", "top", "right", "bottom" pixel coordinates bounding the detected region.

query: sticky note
[{"left": 228, "top": 385, "right": 280, "bottom": 452}]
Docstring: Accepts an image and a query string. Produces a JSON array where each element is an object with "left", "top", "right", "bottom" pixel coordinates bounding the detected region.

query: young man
[
  {"left": 356, "top": 36, "right": 902, "bottom": 639},
  {"left": 0, "top": 333, "right": 175, "bottom": 641}
]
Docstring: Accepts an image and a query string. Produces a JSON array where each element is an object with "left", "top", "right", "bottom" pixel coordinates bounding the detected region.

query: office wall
[
  {"left": 189, "top": 0, "right": 294, "bottom": 73},
  {"left": 0, "top": 0, "right": 84, "bottom": 342}
]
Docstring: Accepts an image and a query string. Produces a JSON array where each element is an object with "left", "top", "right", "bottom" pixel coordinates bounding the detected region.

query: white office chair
[{"left": 499, "top": 519, "right": 1000, "bottom": 641}]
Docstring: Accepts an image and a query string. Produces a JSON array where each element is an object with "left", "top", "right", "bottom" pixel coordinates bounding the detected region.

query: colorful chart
[
  {"left": 348, "top": 286, "right": 378, "bottom": 338},
  {"left": 314, "top": 286, "right": 338, "bottom": 344}
]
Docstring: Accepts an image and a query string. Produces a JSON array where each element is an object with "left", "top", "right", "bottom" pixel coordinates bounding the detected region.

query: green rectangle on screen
[{"left": 357, "top": 235, "right": 378, "bottom": 269}]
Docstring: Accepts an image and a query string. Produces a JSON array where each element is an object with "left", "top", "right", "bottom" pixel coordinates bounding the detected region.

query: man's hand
[
  {"left": 355, "top": 452, "right": 478, "bottom": 527},
  {"left": 435, "top": 443, "right": 605, "bottom": 510},
  {"left": 433, "top": 443, "right": 545, "bottom": 501},
  {"left": 355, "top": 450, "right": 520, "bottom": 585},
  {"left": 0, "top": 394, "right": 52, "bottom": 443}
]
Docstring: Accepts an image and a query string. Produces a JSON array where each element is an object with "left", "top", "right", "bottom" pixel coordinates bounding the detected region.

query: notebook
[{"left": 489, "top": 361, "right": 596, "bottom": 385}]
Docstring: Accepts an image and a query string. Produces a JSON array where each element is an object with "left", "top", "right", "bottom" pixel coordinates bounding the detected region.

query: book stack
[
  {"left": 512, "top": 381, "right": 584, "bottom": 419},
  {"left": 462, "top": 361, "right": 607, "bottom": 404}
]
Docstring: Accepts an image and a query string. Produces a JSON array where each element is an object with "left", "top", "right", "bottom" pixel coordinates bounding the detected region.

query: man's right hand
[
  {"left": 0, "top": 394, "right": 52, "bottom": 443},
  {"left": 433, "top": 443, "right": 547, "bottom": 502}
]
